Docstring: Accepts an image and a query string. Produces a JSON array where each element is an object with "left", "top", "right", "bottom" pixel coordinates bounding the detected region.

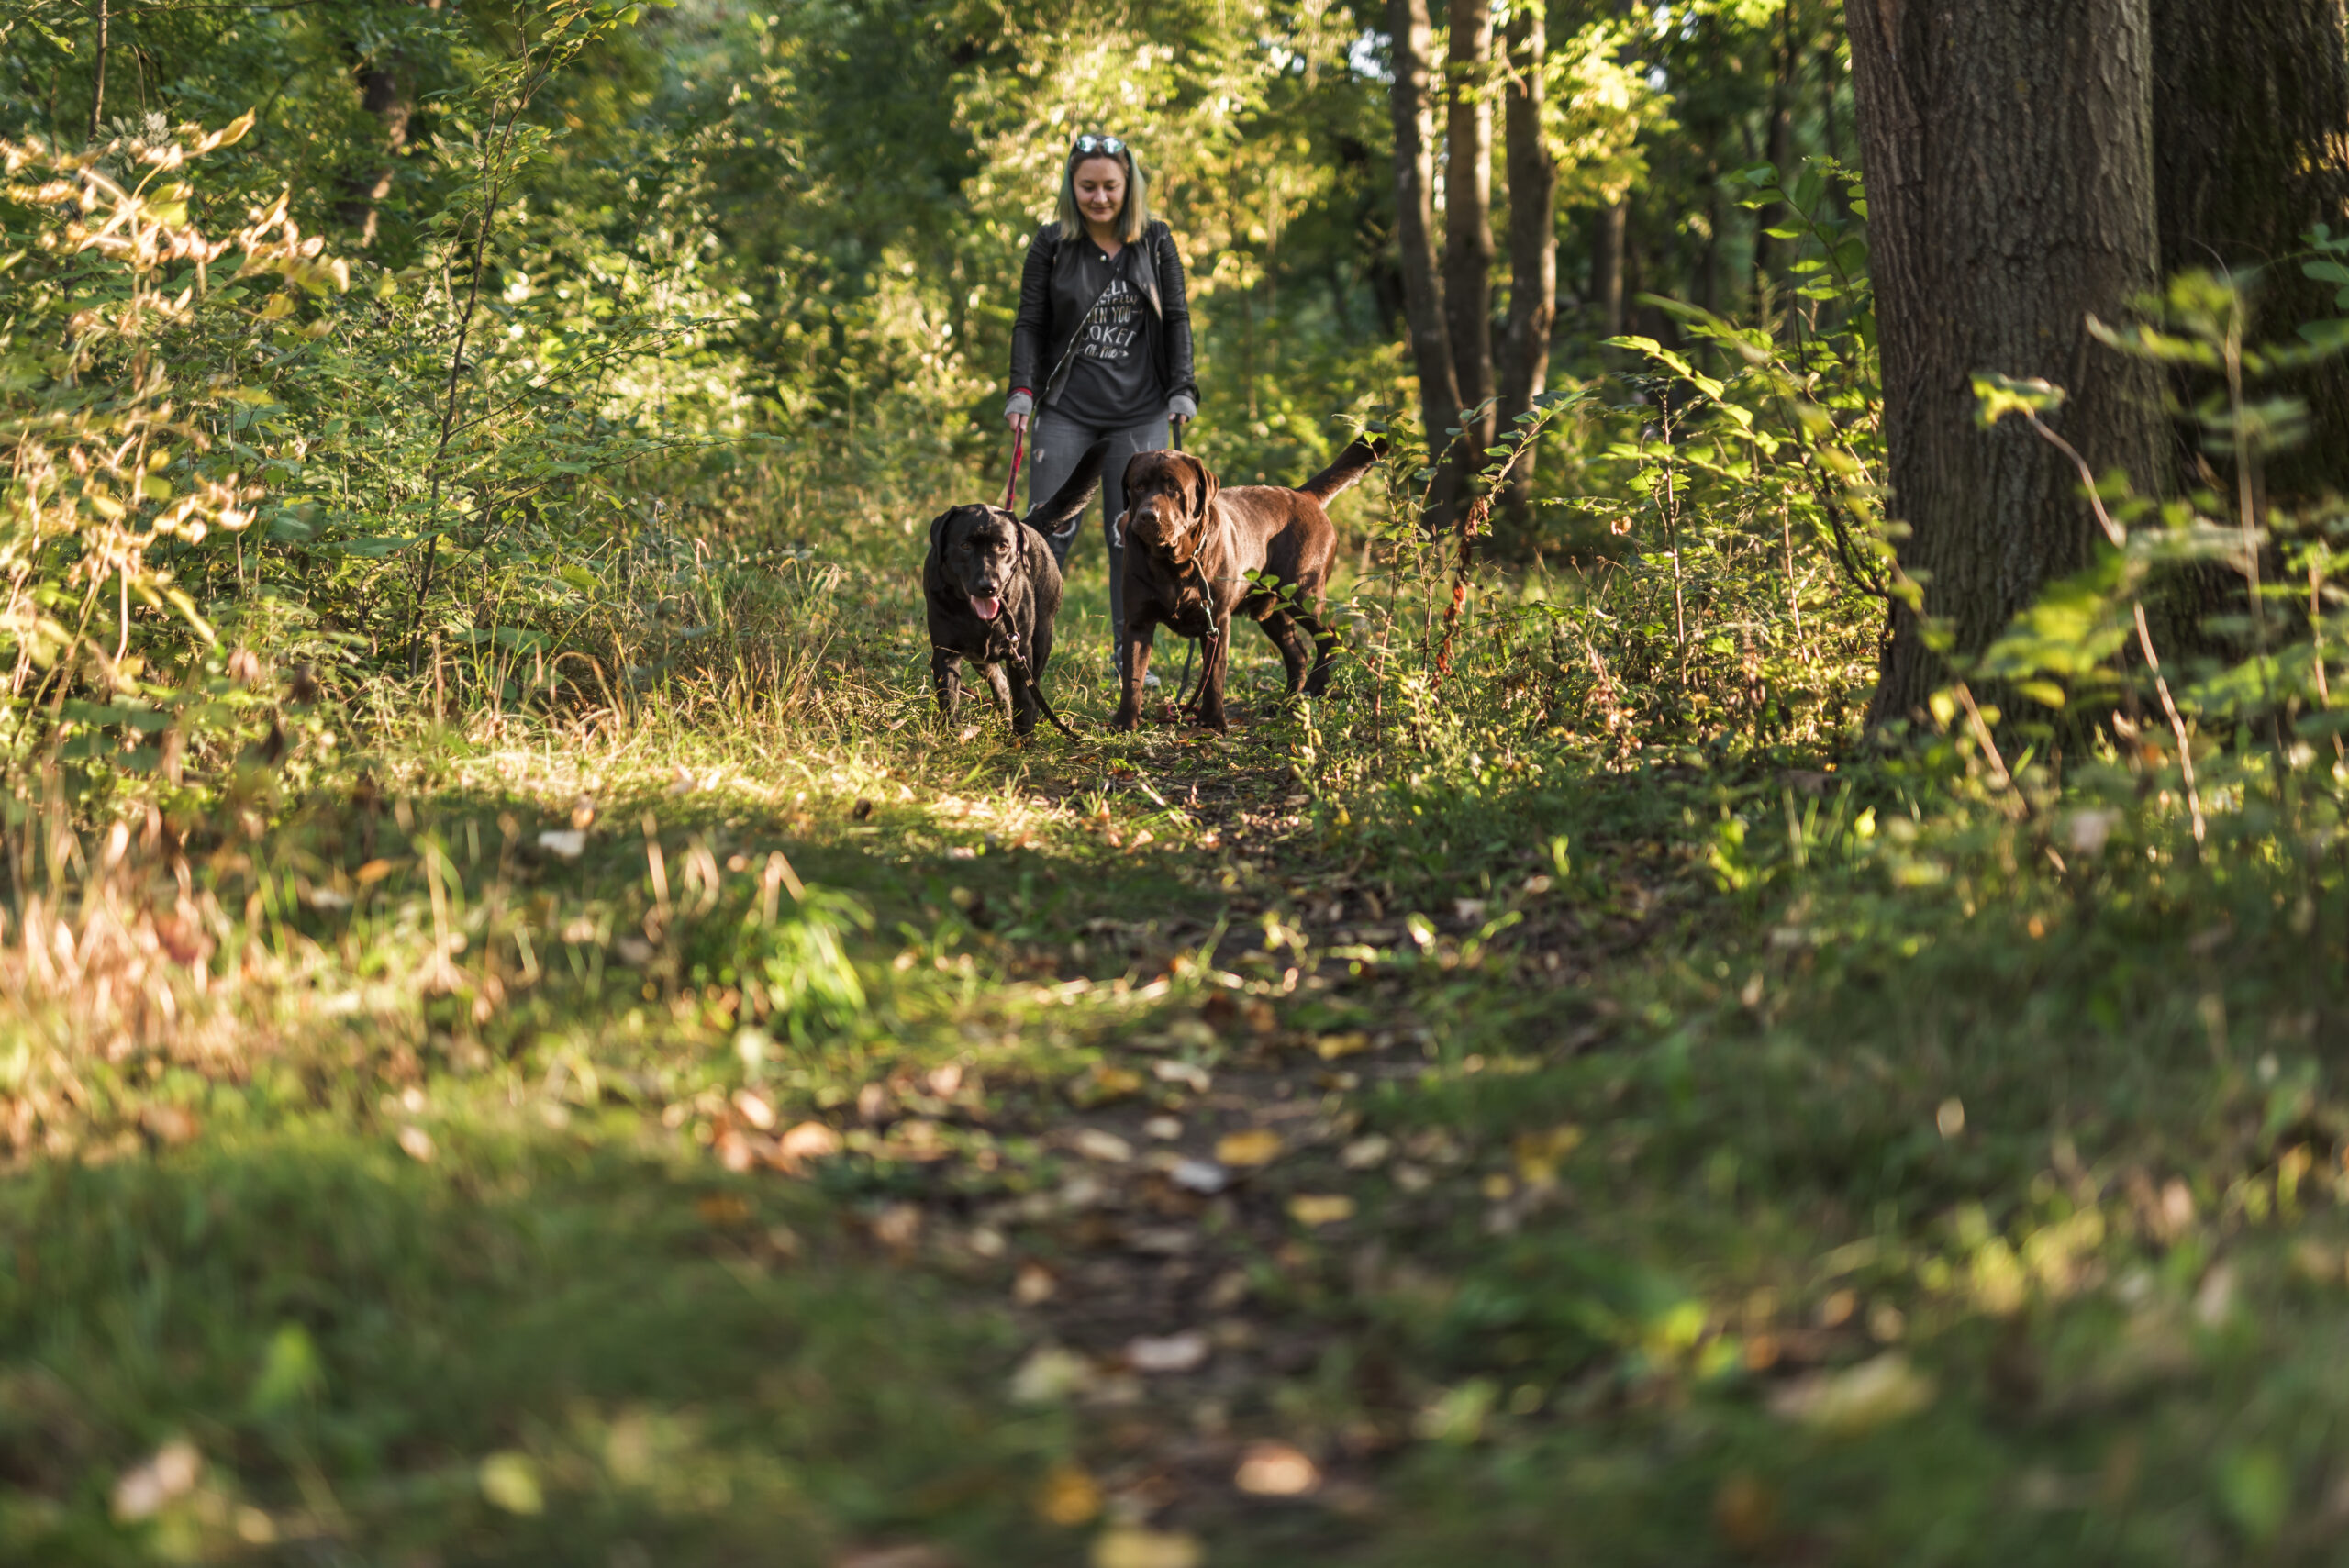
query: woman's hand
[
  {"left": 1005, "top": 389, "right": 1033, "bottom": 436},
  {"left": 1008, "top": 410, "right": 1030, "bottom": 438}
]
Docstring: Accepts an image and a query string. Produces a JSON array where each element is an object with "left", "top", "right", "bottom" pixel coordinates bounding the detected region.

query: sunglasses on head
[{"left": 1071, "top": 134, "right": 1127, "bottom": 157}]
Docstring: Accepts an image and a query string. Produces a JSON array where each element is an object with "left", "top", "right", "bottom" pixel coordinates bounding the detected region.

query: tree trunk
[
  {"left": 1444, "top": 0, "right": 1497, "bottom": 470},
  {"left": 1497, "top": 0, "right": 1557, "bottom": 537},
  {"left": 2152, "top": 0, "right": 2349, "bottom": 500},
  {"left": 337, "top": 50, "right": 414, "bottom": 246},
  {"left": 1387, "top": 0, "right": 1464, "bottom": 531},
  {"left": 85, "top": 0, "right": 108, "bottom": 145},
  {"left": 1852, "top": 0, "right": 2171, "bottom": 726},
  {"left": 1760, "top": 0, "right": 1799, "bottom": 284},
  {"left": 1592, "top": 198, "right": 1628, "bottom": 337}
]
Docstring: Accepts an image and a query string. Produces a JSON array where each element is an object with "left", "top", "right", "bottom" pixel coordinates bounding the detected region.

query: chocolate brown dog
[
  {"left": 1113, "top": 438, "right": 1380, "bottom": 732},
  {"left": 924, "top": 439, "right": 1108, "bottom": 736}
]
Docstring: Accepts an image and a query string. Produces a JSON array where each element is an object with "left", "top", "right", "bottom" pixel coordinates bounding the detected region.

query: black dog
[{"left": 923, "top": 439, "right": 1109, "bottom": 736}]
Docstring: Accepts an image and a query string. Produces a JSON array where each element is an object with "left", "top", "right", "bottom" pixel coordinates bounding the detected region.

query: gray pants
[{"left": 1029, "top": 408, "right": 1167, "bottom": 676}]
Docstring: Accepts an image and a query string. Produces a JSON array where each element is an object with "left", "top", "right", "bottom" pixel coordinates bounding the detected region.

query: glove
[
  {"left": 1005, "top": 389, "right": 1034, "bottom": 421},
  {"left": 1167, "top": 393, "right": 1197, "bottom": 422}
]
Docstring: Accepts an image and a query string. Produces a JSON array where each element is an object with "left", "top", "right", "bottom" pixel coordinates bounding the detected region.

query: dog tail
[{"left": 1295, "top": 437, "right": 1387, "bottom": 504}]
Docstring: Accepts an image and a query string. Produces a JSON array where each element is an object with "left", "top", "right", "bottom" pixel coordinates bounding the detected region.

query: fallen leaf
[
  {"left": 140, "top": 1105, "right": 201, "bottom": 1145},
  {"left": 1341, "top": 1135, "right": 1392, "bottom": 1170},
  {"left": 354, "top": 858, "right": 396, "bottom": 885},
  {"left": 1142, "top": 1116, "right": 1184, "bottom": 1140},
  {"left": 478, "top": 1451, "right": 543, "bottom": 1515},
  {"left": 1234, "top": 1440, "right": 1320, "bottom": 1496},
  {"left": 1073, "top": 1128, "right": 1134, "bottom": 1163},
  {"left": 152, "top": 913, "right": 211, "bottom": 966},
  {"left": 1216, "top": 1128, "right": 1284, "bottom": 1167},
  {"left": 536, "top": 828, "right": 586, "bottom": 860},
  {"left": 1713, "top": 1473, "right": 1778, "bottom": 1551},
  {"left": 732, "top": 1089, "right": 777, "bottom": 1130},
  {"left": 871, "top": 1203, "right": 923, "bottom": 1249},
  {"left": 696, "top": 1193, "right": 751, "bottom": 1227},
  {"left": 835, "top": 1548, "right": 957, "bottom": 1568},
  {"left": 1152, "top": 1060, "right": 1211, "bottom": 1091},
  {"left": 113, "top": 1440, "right": 202, "bottom": 1521},
  {"left": 1511, "top": 1125, "right": 1583, "bottom": 1185},
  {"left": 1014, "top": 1261, "right": 1059, "bottom": 1305},
  {"left": 1035, "top": 1460, "right": 1104, "bottom": 1527},
  {"left": 1092, "top": 1528, "right": 1202, "bottom": 1568},
  {"left": 1125, "top": 1226, "right": 1197, "bottom": 1255},
  {"left": 1011, "top": 1345, "right": 1097, "bottom": 1404},
  {"left": 397, "top": 1125, "right": 435, "bottom": 1163},
  {"left": 1314, "top": 1031, "right": 1371, "bottom": 1061},
  {"left": 776, "top": 1121, "right": 843, "bottom": 1164},
  {"left": 1288, "top": 1194, "right": 1356, "bottom": 1228},
  {"left": 1171, "top": 1158, "right": 1229, "bottom": 1195},
  {"left": 1768, "top": 1352, "right": 1936, "bottom": 1434},
  {"left": 1125, "top": 1329, "right": 1210, "bottom": 1373},
  {"left": 1070, "top": 1063, "right": 1145, "bottom": 1107}
]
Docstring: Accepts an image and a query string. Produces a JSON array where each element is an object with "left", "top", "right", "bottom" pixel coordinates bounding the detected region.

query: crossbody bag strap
[{"left": 1041, "top": 238, "right": 1127, "bottom": 398}]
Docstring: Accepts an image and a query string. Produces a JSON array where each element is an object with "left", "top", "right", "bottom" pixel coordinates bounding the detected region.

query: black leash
[{"left": 1002, "top": 622, "right": 1083, "bottom": 742}]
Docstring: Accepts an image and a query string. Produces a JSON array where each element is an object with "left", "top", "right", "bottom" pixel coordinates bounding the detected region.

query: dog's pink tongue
[{"left": 970, "top": 595, "right": 1001, "bottom": 622}]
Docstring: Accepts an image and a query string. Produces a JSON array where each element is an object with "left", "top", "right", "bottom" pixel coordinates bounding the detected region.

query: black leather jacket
[{"left": 1008, "top": 219, "right": 1197, "bottom": 411}]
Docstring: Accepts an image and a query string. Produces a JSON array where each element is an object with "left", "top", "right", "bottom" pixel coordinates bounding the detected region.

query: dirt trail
[{"left": 805, "top": 727, "right": 1657, "bottom": 1544}]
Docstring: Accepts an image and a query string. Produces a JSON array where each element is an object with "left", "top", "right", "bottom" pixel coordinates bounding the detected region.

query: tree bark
[
  {"left": 338, "top": 48, "right": 415, "bottom": 246},
  {"left": 1591, "top": 198, "right": 1628, "bottom": 336},
  {"left": 1760, "top": 0, "right": 1799, "bottom": 284},
  {"left": 1497, "top": 0, "right": 1557, "bottom": 536},
  {"left": 1387, "top": 0, "right": 1464, "bottom": 530},
  {"left": 1444, "top": 0, "right": 1497, "bottom": 468},
  {"left": 1851, "top": 0, "right": 2171, "bottom": 726},
  {"left": 85, "top": 0, "right": 107, "bottom": 145},
  {"left": 2152, "top": 0, "right": 2349, "bottom": 499}
]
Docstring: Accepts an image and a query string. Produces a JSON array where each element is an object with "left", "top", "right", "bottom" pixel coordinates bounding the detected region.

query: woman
[{"left": 1006, "top": 133, "right": 1197, "bottom": 684}]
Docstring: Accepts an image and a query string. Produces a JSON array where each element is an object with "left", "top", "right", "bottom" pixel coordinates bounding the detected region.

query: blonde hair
[{"left": 1054, "top": 143, "right": 1150, "bottom": 245}]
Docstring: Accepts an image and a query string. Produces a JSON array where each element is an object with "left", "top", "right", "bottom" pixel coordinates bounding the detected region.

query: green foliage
[{"left": 13, "top": 6, "right": 2349, "bottom": 1565}]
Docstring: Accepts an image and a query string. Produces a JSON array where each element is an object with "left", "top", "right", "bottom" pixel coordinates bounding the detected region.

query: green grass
[{"left": 7, "top": 506, "right": 2349, "bottom": 1567}]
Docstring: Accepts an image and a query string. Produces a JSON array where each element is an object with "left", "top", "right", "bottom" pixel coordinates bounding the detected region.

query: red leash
[{"left": 1001, "top": 423, "right": 1028, "bottom": 511}]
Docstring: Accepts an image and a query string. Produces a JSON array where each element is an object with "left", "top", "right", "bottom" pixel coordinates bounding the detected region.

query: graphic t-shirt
[{"left": 1054, "top": 247, "right": 1163, "bottom": 426}]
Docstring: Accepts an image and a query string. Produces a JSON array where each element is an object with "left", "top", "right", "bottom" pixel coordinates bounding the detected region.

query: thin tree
[
  {"left": 337, "top": 28, "right": 416, "bottom": 249},
  {"left": 1444, "top": 0, "right": 1497, "bottom": 473},
  {"left": 1590, "top": 200, "right": 1628, "bottom": 337},
  {"left": 1386, "top": 0, "right": 1464, "bottom": 530},
  {"left": 1848, "top": 0, "right": 2172, "bottom": 723},
  {"left": 1495, "top": 0, "right": 1556, "bottom": 534}
]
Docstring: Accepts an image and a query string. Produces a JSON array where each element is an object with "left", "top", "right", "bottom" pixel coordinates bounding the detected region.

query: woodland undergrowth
[{"left": 12, "top": 48, "right": 2349, "bottom": 1568}]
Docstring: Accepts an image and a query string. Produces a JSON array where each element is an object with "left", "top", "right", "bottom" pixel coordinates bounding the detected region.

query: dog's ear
[
  {"left": 926, "top": 509, "right": 954, "bottom": 558},
  {"left": 1025, "top": 439, "right": 1111, "bottom": 537},
  {"left": 1185, "top": 453, "right": 1219, "bottom": 517}
]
